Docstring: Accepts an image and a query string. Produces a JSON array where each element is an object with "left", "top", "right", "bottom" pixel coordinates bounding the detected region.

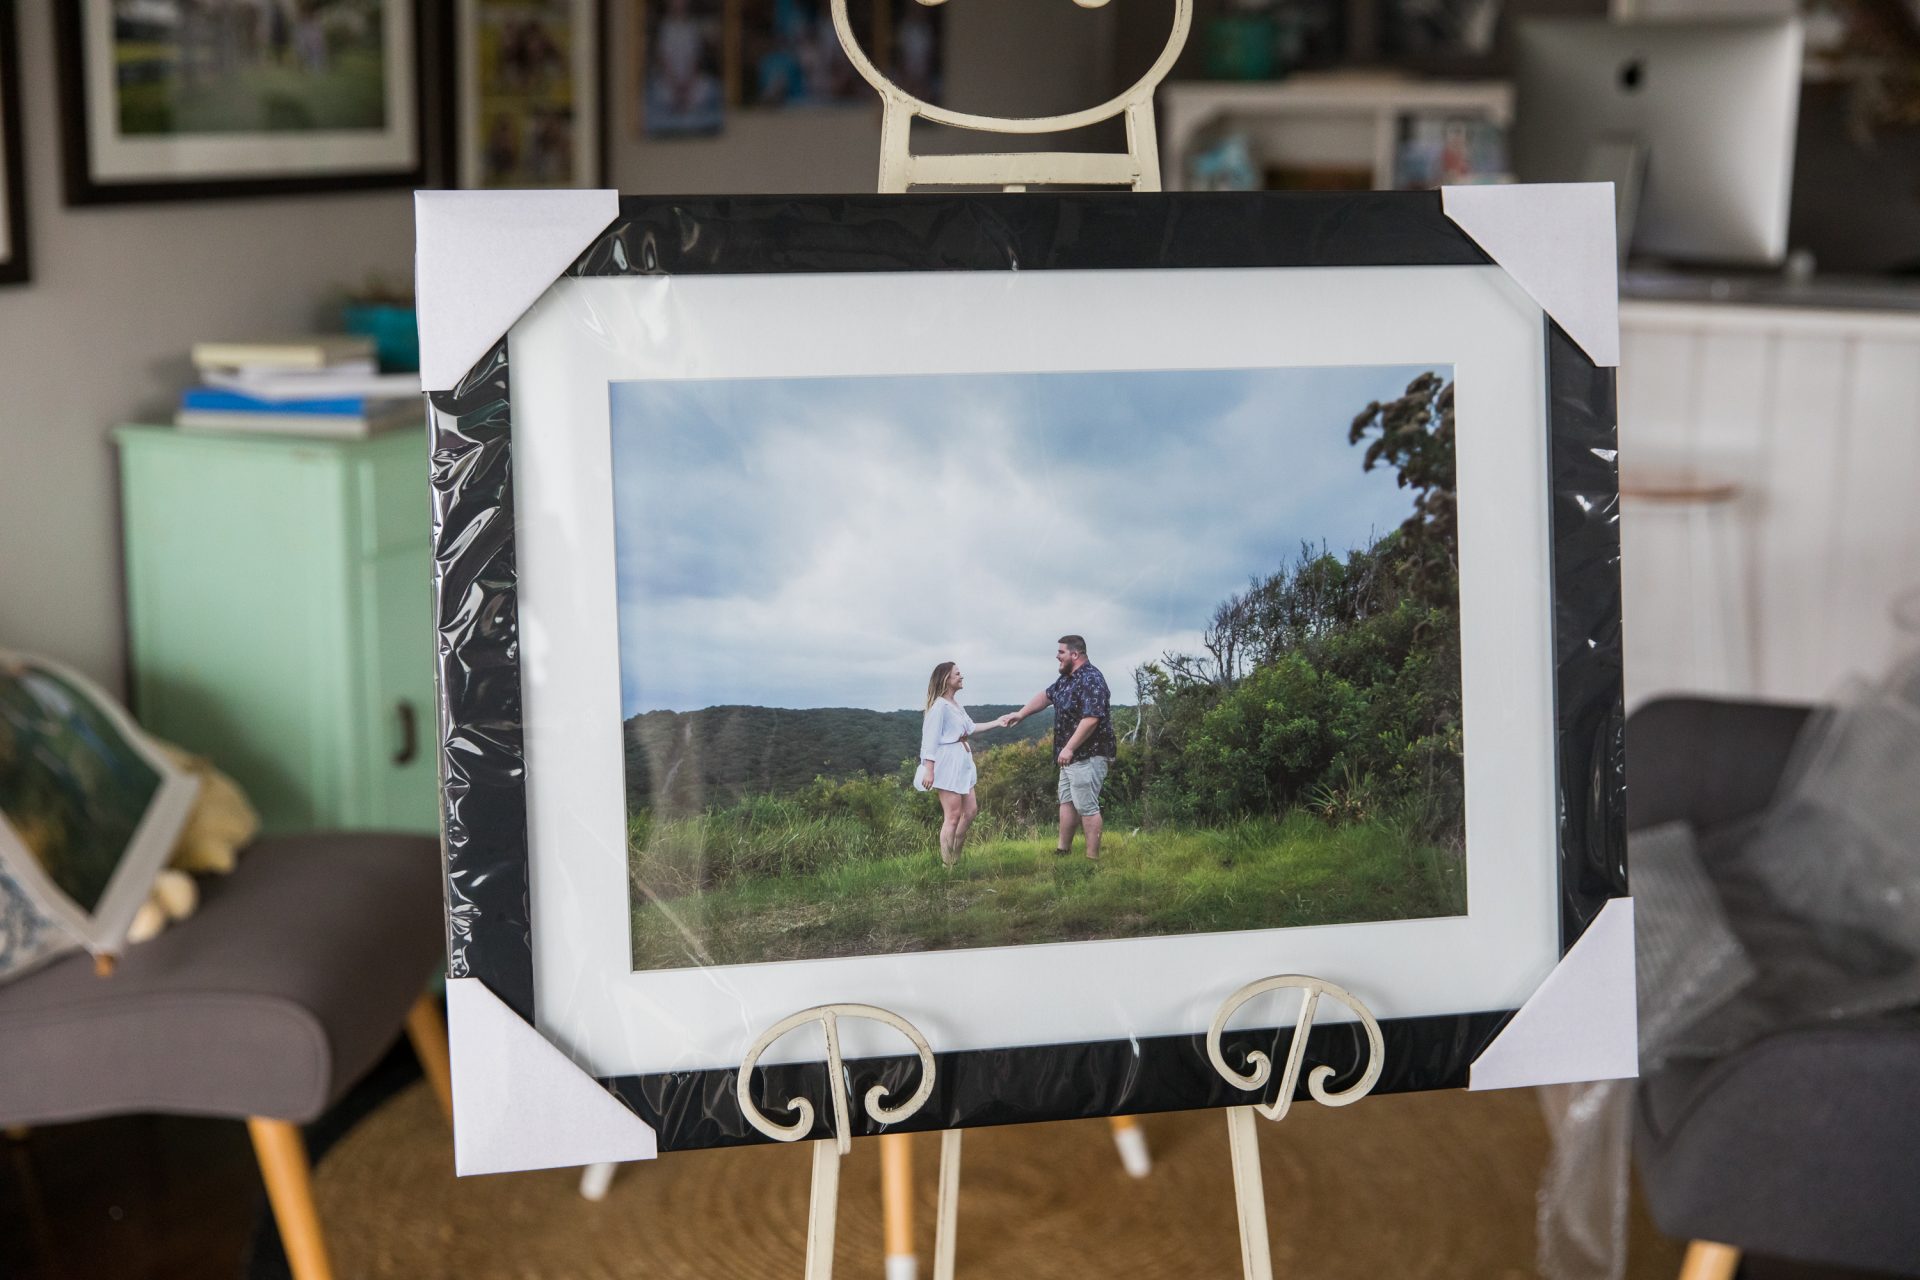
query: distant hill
[{"left": 623, "top": 703, "right": 1077, "bottom": 807}]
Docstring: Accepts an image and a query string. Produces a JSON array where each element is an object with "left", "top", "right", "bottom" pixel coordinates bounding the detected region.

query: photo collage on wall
[
  {"left": 640, "top": 0, "right": 942, "bottom": 138},
  {"left": 471, "top": 0, "right": 590, "bottom": 185}
]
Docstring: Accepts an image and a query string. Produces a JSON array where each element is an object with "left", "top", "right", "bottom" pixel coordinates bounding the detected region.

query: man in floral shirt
[{"left": 1008, "top": 635, "right": 1116, "bottom": 862}]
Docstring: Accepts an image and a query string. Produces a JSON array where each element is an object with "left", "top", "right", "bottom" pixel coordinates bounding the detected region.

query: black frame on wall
[
  {"left": 51, "top": 0, "right": 431, "bottom": 205},
  {"left": 426, "top": 190, "right": 1628, "bottom": 1153},
  {"left": 0, "top": 0, "right": 29, "bottom": 285}
]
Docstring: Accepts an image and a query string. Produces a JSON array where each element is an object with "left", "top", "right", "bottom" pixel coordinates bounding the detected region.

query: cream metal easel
[
  {"left": 1206, "top": 978, "right": 1387, "bottom": 1280},
  {"left": 828, "top": 0, "right": 1191, "bottom": 193},
  {"left": 740, "top": 978, "right": 1384, "bottom": 1280},
  {"left": 720, "top": 11, "right": 1387, "bottom": 1277},
  {"left": 737, "top": 1004, "right": 952, "bottom": 1280}
]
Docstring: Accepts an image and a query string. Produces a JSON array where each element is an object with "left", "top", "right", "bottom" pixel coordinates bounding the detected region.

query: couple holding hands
[{"left": 915, "top": 635, "right": 1118, "bottom": 868}]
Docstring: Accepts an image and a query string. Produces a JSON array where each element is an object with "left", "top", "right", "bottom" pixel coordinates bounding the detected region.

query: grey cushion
[
  {"left": 1634, "top": 1015, "right": 1920, "bottom": 1276},
  {"left": 1625, "top": 697, "right": 1815, "bottom": 834},
  {"left": 1628, "top": 697, "right": 1920, "bottom": 1275},
  {"left": 0, "top": 833, "right": 443, "bottom": 1125}
]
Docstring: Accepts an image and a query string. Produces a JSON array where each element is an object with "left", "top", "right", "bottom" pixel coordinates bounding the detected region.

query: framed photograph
[
  {"left": 0, "top": 652, "right": 199, "bottom": 961},
  {"left": 614, "top": 360, "right": 1472, "bottom": 972},
  {"left": 455, "top": 0, "right": 605, "bottom": 187},
  {"left": 639, "top": 0, "right": 726, "bottom": 137},
  {"left": 880, "top": 0, "right": 940, "bottom": 104},
  {"left": 53, "top": 1, "right": 426, "bottom": 205},
  {"left": 421, "top": 189, "right": 1629, "bottom": 1170},
  {"left": 0, "top": 0, "right": 26, "bottom": 284},
  {"left": 737, "top": 0, "right": 865, "bottom": 107}
]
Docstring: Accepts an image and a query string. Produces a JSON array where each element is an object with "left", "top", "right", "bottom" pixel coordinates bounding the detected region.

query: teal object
[
  {"left": 343, "top": 302, "right": 420, "bottom": 373},
  {"left": 1204, "top": 14, "right": 1279, "bottom": 80},
  {"left": 116, "top": 425, "right": 439, "bottom": 836}
]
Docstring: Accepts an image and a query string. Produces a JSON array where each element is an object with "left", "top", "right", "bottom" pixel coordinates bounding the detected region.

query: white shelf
[{"left": 1159, "top": 71, "right": 1513, "bottom": 192}]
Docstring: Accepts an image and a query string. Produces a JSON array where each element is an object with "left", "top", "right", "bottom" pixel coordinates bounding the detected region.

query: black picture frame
[
  {"left": 449, "top": 0, "right": 608, "bottom": 190},
  {"left": 52, "top": 0, "right": 429, "bottom": 205},
  {"left": 427, "top": 191, "right": 1627, "bottom": 1153},
  {"left": 0, "top": 0, "right": 28, "bottom": 285}
]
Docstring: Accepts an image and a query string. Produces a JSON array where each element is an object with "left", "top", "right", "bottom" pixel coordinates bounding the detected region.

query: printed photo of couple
[
  {"left": 914, "top": 637, "right": 1116, "bottom": 869},
  {"left": 609, "top": 362, "right": 1468, "bottom": 972}
]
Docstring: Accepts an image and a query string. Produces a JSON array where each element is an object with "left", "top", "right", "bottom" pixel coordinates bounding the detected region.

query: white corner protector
[
  {"left": 1441, "top": 183, "right": 1620, "bottom": 368},
  {"left": 1468, "top": 897, "right": 1638, "bottom": 1092},
  {"left": 415, "top": 189, "right": 619, "bottom": 393},
  {"left": 446, "top": 976, "right": 658, "bottom": 1176}
]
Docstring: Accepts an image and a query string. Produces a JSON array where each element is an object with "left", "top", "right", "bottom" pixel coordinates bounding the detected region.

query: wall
[
  {"left": 0, "top": 0, "right": 1121, "bottom": 695},
  {"left": 0, "top": 2, "right": 420, "bottom": 693},
  {"left": 1618, "top": 300, "right": 1920, "bottom": 708},
  {"left": 609, "top": 0, "right": 1123, "bottom": 190}
]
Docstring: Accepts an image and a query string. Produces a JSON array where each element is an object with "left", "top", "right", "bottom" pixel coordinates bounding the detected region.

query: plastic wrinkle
[
  {"left": 425, "top": 193, "right": 1626, "bottom": 1152},
  {"left": 568, "top": 193, "right": 1498, "bottom": 281},
  {"left": 428, "top": 336, "right": 536, "bottom": 1019}
]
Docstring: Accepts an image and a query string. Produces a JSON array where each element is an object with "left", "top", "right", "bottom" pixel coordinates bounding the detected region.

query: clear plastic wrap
[
  {"left": 1537, "top": 819, "right": 1753, "bottom": 1280},
  {"left": 426, "top": 192, "right": 1627, "bottom": 1154},
  {"left": 1539, "top": 652, "right": 1920, "bottom": 1279}
]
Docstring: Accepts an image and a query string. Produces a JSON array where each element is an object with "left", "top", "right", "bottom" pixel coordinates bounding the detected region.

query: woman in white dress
[{"left": 915, "top": 661, "right": 1013, "bottom": 866}]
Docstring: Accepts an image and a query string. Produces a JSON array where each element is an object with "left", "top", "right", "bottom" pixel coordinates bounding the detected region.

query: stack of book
[{"left": 177, "top": 337, "right": 424, "bottom": 438}]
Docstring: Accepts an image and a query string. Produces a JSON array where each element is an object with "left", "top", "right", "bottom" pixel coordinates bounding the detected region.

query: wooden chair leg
[
  {"left": 881, "top": 1131, "right": 916, "bottom": 1280},
  {"left": 406, "top": 993, "right": 454, "bottom": 1122},
  {"left": 247, "top": 1117, "right": 335, "bottom": 1280},
  {"left": 1679, "top": 1240, "right": 1742, "bottom": 1280}
]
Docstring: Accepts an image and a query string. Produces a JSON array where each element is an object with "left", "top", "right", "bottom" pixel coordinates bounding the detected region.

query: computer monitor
[{"left": 1511, "top": 18, "right": 1803, "bottom": 267}]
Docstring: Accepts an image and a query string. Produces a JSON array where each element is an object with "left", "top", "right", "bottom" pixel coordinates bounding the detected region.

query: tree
[
  {"left": 1349, "top": 371, "right": 1456, "bottom": 601},
  {"left": 1203, "top": 592, "right": 1253, "bottom": 686}
]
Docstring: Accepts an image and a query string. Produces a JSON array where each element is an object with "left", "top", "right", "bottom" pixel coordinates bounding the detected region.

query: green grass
[
  {"left": 116, "top": 48, "right": 389, "bottom": 135},
  {"left": 628, "top": 812, "right": 1466, "bottom": 971}
]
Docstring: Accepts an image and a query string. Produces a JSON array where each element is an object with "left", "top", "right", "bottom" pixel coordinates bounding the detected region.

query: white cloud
[{"left": 611, "top": 364, "right": 1441, "bottom": 713}]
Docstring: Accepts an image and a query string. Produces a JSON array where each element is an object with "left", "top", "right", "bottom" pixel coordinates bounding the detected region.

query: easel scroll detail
[
  {"left": 1207, "top": 975, "right": 1386, "bottom": 1122},
  {"left": 737, "top": 1003, "right": 938, "bottom": 1155}
]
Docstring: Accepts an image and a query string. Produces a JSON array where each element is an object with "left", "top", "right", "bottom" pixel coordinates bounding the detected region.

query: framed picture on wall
[
  {"left": 415, "top": 187, "right": 1634, "bottom": 1174},
  {"left": 0, "top": 0, "right": 28, "bottom": 284},
  {"left": 52, "top": 1, "right": 428, "bottom": 205},
  {"left": 638, "top": 0, "right": 727, "bottom": 137},
  {"left": 880, "top": 0, "right": 941, "bottom": 104},
  {"left": 455, "top": 0, "right": 605, "bottom": 187},
  {"left": 736, "top": 0, "right": 870, "bottom": 108}
]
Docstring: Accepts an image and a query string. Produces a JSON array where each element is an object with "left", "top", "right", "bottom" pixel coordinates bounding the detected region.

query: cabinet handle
[{"left": 394, "top": 700, "right": 418, "bottom": 766}]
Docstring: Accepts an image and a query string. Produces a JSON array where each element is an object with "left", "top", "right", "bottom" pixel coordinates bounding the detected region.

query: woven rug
[{"left": 312, "top": 1083, "right": 1684, "bottom": 1278}]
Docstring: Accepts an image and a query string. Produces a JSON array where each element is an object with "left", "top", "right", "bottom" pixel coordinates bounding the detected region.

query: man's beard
[{"left": 1058, "top": 660, "right": 1072, "bottom": 676}]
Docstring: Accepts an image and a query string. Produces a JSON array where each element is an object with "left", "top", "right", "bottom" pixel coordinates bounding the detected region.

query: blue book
[{"left": 180, "top": 387, "right": 396, "bottom": 416}]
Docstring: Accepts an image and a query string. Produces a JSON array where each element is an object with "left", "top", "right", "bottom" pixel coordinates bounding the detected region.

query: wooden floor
[{"left": 0, "top": 1041, "right": 1892, "bottom": 1280}]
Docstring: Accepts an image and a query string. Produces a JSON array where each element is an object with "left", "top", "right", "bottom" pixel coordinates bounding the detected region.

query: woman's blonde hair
[{"left": 924, "top": 661, "right": 958, "bottom": 709}]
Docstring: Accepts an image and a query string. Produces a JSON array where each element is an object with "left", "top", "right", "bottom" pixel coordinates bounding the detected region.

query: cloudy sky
[{"left": 608, "top": 363, "right": 1444, "bottom": 716}]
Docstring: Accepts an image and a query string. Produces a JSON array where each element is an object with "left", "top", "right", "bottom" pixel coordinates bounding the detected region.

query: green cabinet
[{"left": 116, "top": 425, "right": 438, "bottom": 836}]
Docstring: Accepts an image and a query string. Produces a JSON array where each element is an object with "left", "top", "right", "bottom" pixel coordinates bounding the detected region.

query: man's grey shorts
[{"left": 1057, "top": 756, "right": 1111, "bottom": 816}]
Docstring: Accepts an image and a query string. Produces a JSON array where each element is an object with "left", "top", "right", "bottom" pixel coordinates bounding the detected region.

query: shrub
[{"left": 973, "top": 739, "right": 1056, "bottom": 829}]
